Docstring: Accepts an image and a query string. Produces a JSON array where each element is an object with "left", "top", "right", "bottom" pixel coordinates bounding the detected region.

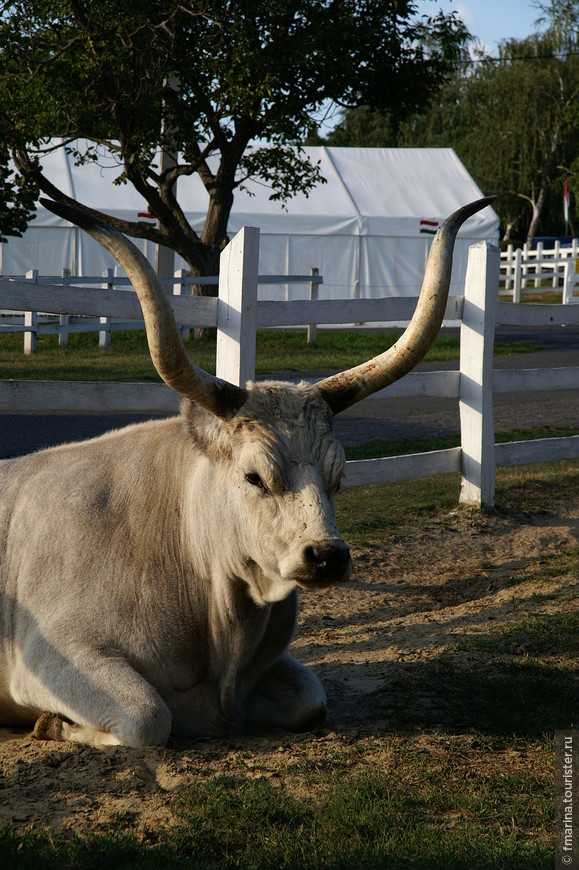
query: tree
[
  {"left": 0, "top": 148, "right": 38, "bottom": 242},
  {"left": 328, "top": 4, "right": 579, "bottom": 244},
  {"left": 457, "top": 32, "right": 579, "bottom": 244},
  {"left": 0, "top": 0, "right": 469, "bottom": 280}
]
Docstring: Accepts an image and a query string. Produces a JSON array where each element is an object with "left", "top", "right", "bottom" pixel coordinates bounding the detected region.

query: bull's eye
[{"left": 245, "top": 472, "right": 267, "bottom": 492}]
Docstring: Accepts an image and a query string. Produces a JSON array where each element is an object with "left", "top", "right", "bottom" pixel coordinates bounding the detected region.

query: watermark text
[{"left": 556, "top": 731, "right": 577, "bottom": 866}]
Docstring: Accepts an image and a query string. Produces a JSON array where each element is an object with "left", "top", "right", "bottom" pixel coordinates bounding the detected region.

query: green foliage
[
  {"left": 0, "top": 1, "right": 469, "bottom": 275},
  {"left": 329, "top": 4, "right": 579, "bottom": 242},
  {"left": 0, "top": 149, "right": 38, "bottom": 242}
]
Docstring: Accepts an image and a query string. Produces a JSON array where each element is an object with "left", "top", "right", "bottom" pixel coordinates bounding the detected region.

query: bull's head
[{"left": 40, "top": 197, "right": 493, "bottom": 605}]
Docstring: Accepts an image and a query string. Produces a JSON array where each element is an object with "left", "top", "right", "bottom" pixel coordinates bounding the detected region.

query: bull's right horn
[
  {"left": 317, "top": 196, "right": 496, "bottom": 414},
  {"left": 40, "top": 199, "right": 247, "bottom": 418}
]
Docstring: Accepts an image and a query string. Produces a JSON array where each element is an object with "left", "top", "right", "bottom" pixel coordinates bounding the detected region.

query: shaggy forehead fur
[{"left": 183, "top": 380, "right": 344, "bottom": 482}]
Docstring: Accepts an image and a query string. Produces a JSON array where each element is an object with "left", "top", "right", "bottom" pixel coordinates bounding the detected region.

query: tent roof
[{"left": 31, "top": 143, "right": 498, "bottom": 238}]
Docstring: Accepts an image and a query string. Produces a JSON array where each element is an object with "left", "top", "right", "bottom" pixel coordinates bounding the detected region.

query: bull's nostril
[{"left": 304, "top": 545, "right": 319, "bottom": 565}]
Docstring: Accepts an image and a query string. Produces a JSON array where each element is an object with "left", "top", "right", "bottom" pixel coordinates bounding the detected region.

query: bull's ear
[
  {"left": 40, "top": 199, "right": 247, "bottom": 418},
  {"left": 317, "top": 196, "right": 496, "bottom": 414}
]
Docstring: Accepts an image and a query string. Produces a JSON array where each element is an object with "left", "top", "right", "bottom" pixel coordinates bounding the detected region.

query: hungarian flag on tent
[
  {"left": 420, "top": 218, "right": 439, "bottom": 235},
  {"left": 564, "top": 181, "right": 570, "bottom": 233}
]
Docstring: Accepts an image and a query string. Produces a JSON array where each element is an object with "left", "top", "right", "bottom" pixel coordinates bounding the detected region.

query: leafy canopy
[
  {"left": 0, "top": 1, "right": 470, "bottom": 274},
  {"left": 328, "top": 1, "right": 579, "bottom": 243}
]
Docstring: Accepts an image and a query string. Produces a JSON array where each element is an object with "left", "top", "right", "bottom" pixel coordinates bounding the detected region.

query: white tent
[{"left": 0, "top": 144, "right": 499, "bottom": 299}]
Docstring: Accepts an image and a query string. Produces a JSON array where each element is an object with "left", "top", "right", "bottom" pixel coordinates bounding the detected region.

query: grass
[
  {"left": 167, "top": 763, "right": 552, "bottom": 869},
  {"left": 410, "top": 583, "right": 579, "bottom": 736},
  {"left": 0, "top": 754, "right": 554, "bottom": 868},
  {"left": 343, "top": 426, "right": 579, "bottom": 462},
  {"left": 388, "top": 591, "right": 578, "bottom": 736},
  {"left": 337, "top": 456, "right": 579, "bottom": 543},
  {"left": 0, "top": 327, "right": 541, "bottom": 381},
  {"left": 463, "top": 607, "right": 579, "bottom": 659},
  {"left": 336, "top": 471, "right": 461, "bottom": 542}
]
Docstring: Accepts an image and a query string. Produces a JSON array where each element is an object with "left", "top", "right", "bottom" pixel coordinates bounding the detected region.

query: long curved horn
[
  {"left": 318, "top": 197, "right": 496, "bottom": 415},
  {"left": 40, "top": 199, "right": 247, "bottom": 418}
]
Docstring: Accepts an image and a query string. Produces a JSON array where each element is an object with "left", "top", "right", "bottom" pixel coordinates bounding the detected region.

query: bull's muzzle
[{"left": 301, "top": 538, "right": 351, "bottom": 587}]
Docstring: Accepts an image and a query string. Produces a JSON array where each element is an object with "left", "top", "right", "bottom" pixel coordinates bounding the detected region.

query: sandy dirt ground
[{"left": 0, "top": 495, "right": 577, "bottom": 836}]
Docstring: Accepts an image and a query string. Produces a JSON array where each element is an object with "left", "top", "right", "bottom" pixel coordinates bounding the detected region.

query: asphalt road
[{"left": 1, "top": 325, "right": 579, "bottom": 459}]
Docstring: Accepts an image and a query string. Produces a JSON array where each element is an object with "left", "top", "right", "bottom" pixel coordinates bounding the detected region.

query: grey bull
[{"left": 0, "top": 197, "right": 493, "bottom": 747}]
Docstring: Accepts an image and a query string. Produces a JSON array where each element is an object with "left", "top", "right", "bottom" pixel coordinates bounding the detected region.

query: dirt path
[{"left": 1, "top": 497, "right": 577, "bottom": 835}]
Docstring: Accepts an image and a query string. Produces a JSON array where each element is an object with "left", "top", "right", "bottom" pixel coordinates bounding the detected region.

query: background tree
[
  {"left": 0, "top": 0, "right": 469, "bottom": 280},
  {"left": 328, "top": 3, "right": 579, "bottom": 244},
  {"left": 0, "top": 148, "right": 38, "bottom": 242}
]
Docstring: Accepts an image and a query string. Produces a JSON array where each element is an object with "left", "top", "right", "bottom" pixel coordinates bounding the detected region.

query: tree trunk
[
  {"left": 502, "top": 221, "right": 513, "bottom": 242},
  {"left": 524, "top": 187, "right": 546, "bottom": 247}
]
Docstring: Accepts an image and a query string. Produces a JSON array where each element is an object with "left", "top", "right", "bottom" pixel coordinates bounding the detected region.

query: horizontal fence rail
[
  {"left": 2, "top": 227, "right": 579, "bottom": 507},
  {"left": 0, "top": 267, "right": 324, "bottom": 352}
]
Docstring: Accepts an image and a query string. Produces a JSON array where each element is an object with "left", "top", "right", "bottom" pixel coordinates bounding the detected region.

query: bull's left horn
[
  {"left": 317, "top": 196, "right": 496, "bottom": 415},
  {"left": 40, "top": 199, "right": 247, "bottom": 418}
]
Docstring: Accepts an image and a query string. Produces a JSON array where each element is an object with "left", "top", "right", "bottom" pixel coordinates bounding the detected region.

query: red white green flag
[{"left": 419, "top": 218, "right": 439, "bottom": 236}]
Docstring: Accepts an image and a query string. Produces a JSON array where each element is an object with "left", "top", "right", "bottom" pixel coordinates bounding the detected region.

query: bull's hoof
[{"left": 32, "top": 711, "right": 66, "bottom": 741}]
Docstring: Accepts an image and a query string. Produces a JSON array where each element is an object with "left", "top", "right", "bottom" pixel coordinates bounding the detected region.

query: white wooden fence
[
  {"left": 2, "top": 226, "right": 579, "bottom": 508},
  {"left": 500, "top": 239, "right": 579, "bottom": 303},
  {"left": 0, "top": 266, "right": 323, "bottom": 352}
]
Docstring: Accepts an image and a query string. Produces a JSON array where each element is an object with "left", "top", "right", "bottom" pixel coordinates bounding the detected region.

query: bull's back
[{"left": 0, "top": 417, "right": 193, "bottom": 723}]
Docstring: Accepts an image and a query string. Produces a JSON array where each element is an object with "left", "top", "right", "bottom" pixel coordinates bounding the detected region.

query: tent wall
[{"left": 0, "top": 145, "right": 499, "bottom": 301}]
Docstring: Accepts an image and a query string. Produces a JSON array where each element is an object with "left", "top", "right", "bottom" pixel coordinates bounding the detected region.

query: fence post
[
  {"left": 99, "top": 268, "right": 114, "bottom": 348},
  {"left": 513, "top": 248, "right": 522, "bottom": 302},
  {"left": 562, "top": 261, "right": 578, "bottom": 304},
  {"left": 459, "top": 241, "right": 500, "bottom": 508},
  {"left": 23, "top": 269, "right": 38, "bottom": 355},
  {"left": 59, "top": 267, "right": 71, "bottom": 347},
  {"left": 553, "top": 240, "right": 562, "bottom": 288},
  {"left": 307, "top": 267, "right": 319, "bottom": 344},
  {"left": 533, "top": 241, "right": 543, "bottom": 288},
  {"left": 216, "top": 226, "right": 260, "bottom": 387},
  {"left": 173, "top": 268, "right": 190, "bottom": 340},
  {"left": 521, "top": 242, "right": 530, "bottom": 290},
  {"left": 505, "top": 244, "right": 513, "bottom": 291}
]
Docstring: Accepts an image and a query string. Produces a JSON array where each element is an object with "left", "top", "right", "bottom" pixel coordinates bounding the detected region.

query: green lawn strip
[
  {"left": 345, "top": 427, "right": 579, "bottom": 461},
  {"left": 344, "top": 426, "right": 579, "bottom": 462},
  {"left": 0, "top": 329, "right": 540, "bottom": 381},
  {"left": 336, "top": 472, "right": 462, "bottom": 543}
]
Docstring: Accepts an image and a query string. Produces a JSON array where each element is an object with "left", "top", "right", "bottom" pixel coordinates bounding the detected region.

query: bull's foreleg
[
  {"left": 33, "top": 711, "right": 128, "bottom": 747},
  {"left": 243, "top": 654, "right": 327, "bottom": 732},
  {"left": 11, "top": 651, "right": 172, "bottom": 748}
]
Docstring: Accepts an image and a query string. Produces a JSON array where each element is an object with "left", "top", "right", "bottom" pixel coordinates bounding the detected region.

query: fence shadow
[{"left": 317, "top": 634, "right": 576, "bottom": 737}]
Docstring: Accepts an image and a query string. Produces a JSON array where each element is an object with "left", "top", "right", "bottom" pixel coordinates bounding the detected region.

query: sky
[{"left": 414, "top": 0, "right": 543, "bottom": 53}]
